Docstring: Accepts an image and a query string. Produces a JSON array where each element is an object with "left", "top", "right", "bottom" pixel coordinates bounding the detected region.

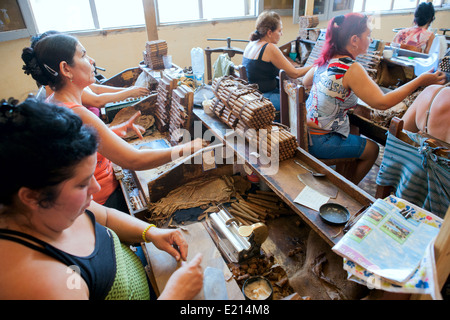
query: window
[
  {"left": 28, "top": 0, "right": 145, "bottom": 33},
  {"left": 0, "top": 0, "right": 36, "bottom": 42},
  {"left": 354, "top": 0, "right": 448, "bottom": 12},
  {"left": 294, "top": 0, "right": 354, "bottom": 23},
  {"left": 2, "top": 0, "right": 262, "bottom": 41},
  {"left": 156, "top": 0, "right": 259, "bottom": 24}
]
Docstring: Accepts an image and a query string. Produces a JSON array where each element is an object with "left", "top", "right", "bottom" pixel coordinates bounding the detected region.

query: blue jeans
[
  {"left": 263, "top": 89, "right": 280, "bottom": 111},
  {"left": 308, "top": 132, "right": 367, "bottom": 159}
]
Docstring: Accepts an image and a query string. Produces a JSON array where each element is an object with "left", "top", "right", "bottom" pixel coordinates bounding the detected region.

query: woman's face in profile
[
  {"left": 270, "top": 22, "right": 283, "bottom": 44},
  {"left": 70, "top": 42, "right": 96, "bottom": 88}
]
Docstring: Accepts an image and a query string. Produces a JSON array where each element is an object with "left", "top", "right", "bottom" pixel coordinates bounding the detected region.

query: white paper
[{"left": 294, "top": 186, "right": 330, "bottom": 211}]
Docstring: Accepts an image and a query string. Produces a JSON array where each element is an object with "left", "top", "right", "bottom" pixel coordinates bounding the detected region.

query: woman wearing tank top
[
  {"left": 303, "top": 13, "right": 445, "bottom": 184},
  {"left": 242, "top": 11, "right": 311, "bottom": 111},
  {"left": 0, "top": 99, "right": 203, "bottom": 300}
]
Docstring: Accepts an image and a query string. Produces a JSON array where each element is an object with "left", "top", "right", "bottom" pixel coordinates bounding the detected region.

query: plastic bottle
[{"left": 191, "top": 47, "right": 205, "bottom": 86}]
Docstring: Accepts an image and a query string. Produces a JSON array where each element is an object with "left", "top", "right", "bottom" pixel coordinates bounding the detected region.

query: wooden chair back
[
  {"left": 279, "top": 69, "right": 358, "bottom": 181},
  {"left": 233, "top": 64, "right": 248, "bottom": 81}
]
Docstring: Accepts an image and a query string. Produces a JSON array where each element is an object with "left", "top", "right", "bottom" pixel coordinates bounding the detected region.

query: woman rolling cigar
[
  {"left": 302, "top": 13, "right": 445, "bottom": 184},
  {"left": 242, "top": 10, "right": 312, "bottom": 111},
  {"left": 0, "top": 98, "right": 203, "bottom": 300},
  {"left": 22, "top": 33, "right": 207, "bottom": 211},
  {"left": 392, "top": 2, "right": 436, "bottom": 54},
  {"left": 30, "top": 30, "right": 150, "bottom": 118}
]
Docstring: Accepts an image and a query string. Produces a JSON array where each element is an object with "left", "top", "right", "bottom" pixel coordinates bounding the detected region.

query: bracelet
[{"left": 142, "top": 224, "right": 156, "bottom": 243}]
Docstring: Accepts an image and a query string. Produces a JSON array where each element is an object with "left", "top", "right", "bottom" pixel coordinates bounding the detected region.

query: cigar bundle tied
[
  {"left": 211, "top": 76, "right": 276, "bottom": 130},
  {"left": 237, "top": 123, "right": 298, "bottom": 162}
]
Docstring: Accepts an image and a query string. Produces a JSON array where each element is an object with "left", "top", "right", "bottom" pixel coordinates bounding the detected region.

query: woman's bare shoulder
[{"left": 0, "top": 242, "right": 88, "bottom": 299}]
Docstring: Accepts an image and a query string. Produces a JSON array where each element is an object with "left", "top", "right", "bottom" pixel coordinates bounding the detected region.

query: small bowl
[
  {"left": 383, "top": 49, "right": 393, "bottom": 59},
  {"left": 319, "top": 203, "right": 350, "bottom": 225},
  {"left": 242, "top": 276, "right": 273, "bottom": 300}
]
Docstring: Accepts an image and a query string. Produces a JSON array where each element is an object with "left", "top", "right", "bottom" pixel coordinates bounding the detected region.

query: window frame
[
  {"left": 293, "top": 0, "right": 355, "bottom": 23},
  {"left": 356, "top": 0, "right": 448, "bottom": 13},
  {"left": 0, "top": 0, "right": 37, "bottom": 42}
]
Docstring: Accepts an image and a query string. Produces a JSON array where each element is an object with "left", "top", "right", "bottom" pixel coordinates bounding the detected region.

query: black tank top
[
  {"left": 242, "top": 43, "right": 280, "bottom": 92},
  {"left": 0, "top": 210, "right": 116, "bottom": 300}
]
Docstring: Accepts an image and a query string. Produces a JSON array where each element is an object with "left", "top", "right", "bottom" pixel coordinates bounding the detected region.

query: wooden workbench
[{"left": 193, "top": 108, "right": 376, "bottom": 246}]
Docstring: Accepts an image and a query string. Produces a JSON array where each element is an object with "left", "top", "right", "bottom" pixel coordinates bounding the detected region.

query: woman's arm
[
  {"left": 88, "top": 201, "right": 188, "bottom": 261},
  {"left": 343, "top": 62, "right": 446, "bottom": 110},
  {"left": 266, "top": 43, "right": 312, "bottom": 78},
  {"left": 302, "top": 65, "right": 316, "bottom": 89},
  {"left": 72, "top": 106, "right": 206, "bottom": 170},
  {"left": 82, "top": 85, "right": 150, "bottom": 108}
]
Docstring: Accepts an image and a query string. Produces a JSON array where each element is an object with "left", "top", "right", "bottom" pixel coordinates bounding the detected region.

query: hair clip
[{"left": 43, "top": 64, "right": 58, "bottom": 77}]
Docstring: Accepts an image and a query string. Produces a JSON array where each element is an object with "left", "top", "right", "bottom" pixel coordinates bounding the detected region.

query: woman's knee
[{"left": 360, "top": 139, "right": 379, "bottom": 161}]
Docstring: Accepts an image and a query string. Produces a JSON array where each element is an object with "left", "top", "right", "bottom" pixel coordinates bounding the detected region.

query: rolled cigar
[
  {"left": 232, "top": 202, "right": 260, "bottom": 219},
  {"left": 229, "top": 208, "right": 260, "bottom": 223},
  {"left": 247, "top": 193, "right": 280, "bottom": 203}
]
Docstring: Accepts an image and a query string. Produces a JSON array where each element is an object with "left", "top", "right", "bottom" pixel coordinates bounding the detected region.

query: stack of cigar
[
  {"left": 298, "top": 15, "right": 320, "bottom": 41},
  {"left": 238, "top": 123, "right": 298, "bottom": 162},
  {"left": 155, "top": 73, "right": 177, "bottom": 132},
  {"left": 227, "top": 191, "right": 291, "bottom": 226},
  {"left": 168, "top": 84, "right": 194, "bottom": 145},
  {"left": 143, "top": 40, "right": 168, "bottom": 70},
  {"left": 211, "top": 76, "right": 276, "bottom": 130}
]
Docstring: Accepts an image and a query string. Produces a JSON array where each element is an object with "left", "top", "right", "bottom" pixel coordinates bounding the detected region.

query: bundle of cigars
[
  {"left": 143, "top": 40, "right": 168, "bottom": 70},
  {"left": 210, "top": 76, "right": 297, "bottom": 162},
  {"left": 298, "top": 15, "right": 320, "bottom": 41},
  {"left": 168, "top": 84, "right": 194, "bottom": 145},
  {"left": 298, "top": 15, "right": 319, "bottom": 29},
  {"left": 210, "top": 76, "right": 276, "bottom": 130},
  {"left": 237, "top": 123, "right": 298, "bottom": 162}
]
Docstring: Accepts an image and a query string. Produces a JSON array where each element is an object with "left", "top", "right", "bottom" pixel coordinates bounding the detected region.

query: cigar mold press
[{"left": 207, "top": 204, "right": 268, "bottom": 263}]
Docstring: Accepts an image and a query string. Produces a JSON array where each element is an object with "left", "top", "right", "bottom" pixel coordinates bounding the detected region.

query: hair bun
[
  {"left": 21, "top": 47, "right": 49, "bottom": 85},
  {"left": 334, "top": 15, "right": 345, "bottom": 26},
  {"left": 0, "top": 98, "right": 22, "bottom": 127}
]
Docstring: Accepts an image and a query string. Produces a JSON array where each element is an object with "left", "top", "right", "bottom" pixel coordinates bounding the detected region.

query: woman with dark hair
[
  {"left": 393, "top": 2, "right": 436, "bottom": 54},
  {"left": 0, "top": 98, "right": 203, "bottom": 300},
  {"left": 22, "top": 33, "right": 206, "bottom": 211},
  {"left": 303, "top": 13, "right": 445, "bottom": 184},
  {"left": 242, "top": 10, "right": 311, "bottom": 111},
  {"left": 30, "top": 31, "right": 150, "bottom": 117}
]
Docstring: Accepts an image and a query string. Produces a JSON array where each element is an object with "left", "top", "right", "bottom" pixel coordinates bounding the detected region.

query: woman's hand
[
  {"left": 158, "top": 253, "right": 203, "bottom": 300},
  {"left": 147, "top": 227, "right": 188, "bottom": 261},
  {"left": 190, "top": 138, "right": 209, "bottom": 154},
  {"left": 125, "top": 86, "right": 150, "bottom": 98},
  {"left": 110, "top": 111, "right": 146, "bottom": 139},
  {"left": 417, "top": 70, "right": 446, "bottom": 87}
]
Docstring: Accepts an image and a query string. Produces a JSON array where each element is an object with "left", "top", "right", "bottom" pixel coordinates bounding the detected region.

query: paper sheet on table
[{"left": 294, "top": 186, "right": 330, "bottom": 211}]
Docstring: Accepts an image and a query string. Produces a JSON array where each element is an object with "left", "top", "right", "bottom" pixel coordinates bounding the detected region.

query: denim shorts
[{"left": 308, "top": 132, "right": 367, "bottom": 159}]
